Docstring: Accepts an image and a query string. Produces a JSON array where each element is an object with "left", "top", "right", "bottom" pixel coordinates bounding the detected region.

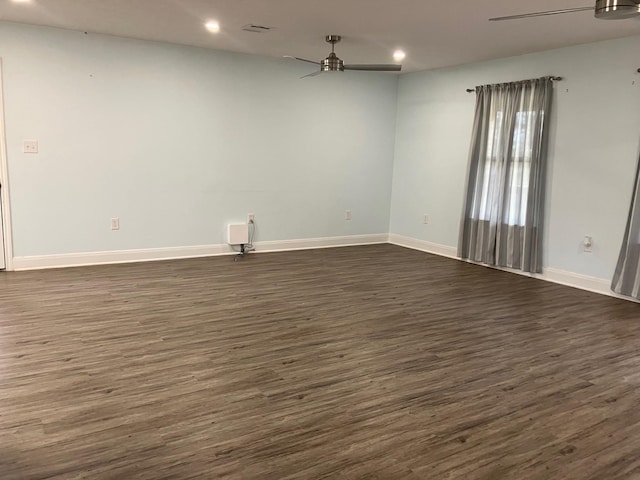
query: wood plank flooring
[{"left": 1, "top": 244, "right": 640, "bottom": 479}]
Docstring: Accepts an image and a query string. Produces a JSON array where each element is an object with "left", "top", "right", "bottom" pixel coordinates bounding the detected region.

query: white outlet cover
[{"left": 23, "top": 140, "right": 38, "bottom": 154}]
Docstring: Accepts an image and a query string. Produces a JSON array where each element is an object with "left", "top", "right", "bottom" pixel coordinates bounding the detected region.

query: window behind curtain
[{"left": 458, "top": 77, "right": 553, "bottom": 273}]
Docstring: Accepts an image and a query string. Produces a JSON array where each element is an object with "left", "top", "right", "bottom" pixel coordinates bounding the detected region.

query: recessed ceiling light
[
  {"left": 205, "top": 20, "right": 220, "bottom": 33},
  {"left": 393, "top": 50, "right": 406, "bottom": 62},
  {"left": 11, "top": 0, "right": 32, "bottom": 3}
]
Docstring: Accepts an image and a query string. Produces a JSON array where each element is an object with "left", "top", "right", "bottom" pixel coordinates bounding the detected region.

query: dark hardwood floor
[{"left": 0, "top": 244, "right": 639, "bottom": 479}]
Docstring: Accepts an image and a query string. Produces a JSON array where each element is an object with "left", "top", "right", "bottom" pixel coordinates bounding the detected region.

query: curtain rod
[{"left": 466, "top": 76, "right": 563, "bottom": 93}]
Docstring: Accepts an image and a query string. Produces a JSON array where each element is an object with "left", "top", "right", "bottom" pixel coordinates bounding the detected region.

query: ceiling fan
[
  {"left": 490, "top": 0, "right": 640, "bottom": 21},
  {"left": 285, "top": 35, "right": 402, "bottom": 78}
]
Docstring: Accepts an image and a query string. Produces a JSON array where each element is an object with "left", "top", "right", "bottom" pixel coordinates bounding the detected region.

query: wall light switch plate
[{"left": 23, "top": 140, "right": 39, "bottom": 154}]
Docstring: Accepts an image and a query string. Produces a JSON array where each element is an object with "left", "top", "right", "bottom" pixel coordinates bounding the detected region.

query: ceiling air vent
[{"left": 242, "top": 24, "right": 273, "bottom": 33}]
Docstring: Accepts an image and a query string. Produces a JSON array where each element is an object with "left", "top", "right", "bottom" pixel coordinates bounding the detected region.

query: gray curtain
[
  {"left": 612, "top": 158, "right": 640, "bottom": 298},
  {"left": 458, "top": 77, "right": 553, "bottom": 273}
]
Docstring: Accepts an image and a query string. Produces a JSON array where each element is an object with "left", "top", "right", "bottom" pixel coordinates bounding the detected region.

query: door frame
[{"left": 0, "top": 59, "right": 15, "bottom": 271}]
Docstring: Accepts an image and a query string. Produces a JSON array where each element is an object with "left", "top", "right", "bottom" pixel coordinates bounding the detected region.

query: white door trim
[{"left": 0, "top": 59, "right": 15, "bottom": 271}]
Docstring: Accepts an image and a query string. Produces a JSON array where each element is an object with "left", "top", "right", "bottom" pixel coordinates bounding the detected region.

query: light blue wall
[
  {"left": 3, "top": 21, "right": 639, "bottom": 281},
  {"left": 390, "top": 36, "right": 640, "bottom": 280},
  {"left": 0, "top": 23, "right": 398, "bottom": 257}
]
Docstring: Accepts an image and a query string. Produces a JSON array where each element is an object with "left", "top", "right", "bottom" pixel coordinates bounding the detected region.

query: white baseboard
[
  {"left": 255, "top": 234, "right": 389, "bottom": 253},
  {"left": 12, "top": 234, "right": 388, "bottom": 271},
  {"left": 388, "top": 234, "right": 458, "bottom": 259},
  {"left": 542, "top": 267, "right": 610, "bottom": 296},
  {"left": 12, "top": 232, "right": 638, "bottom": 304},
  {"left": 12, "top": 244, "right": 233, "bottom": 270},
  {"left": 388, "top": 234, "right": 639, "bottom": 304},
  {"left": 542, "top": 268, "right": 640, "bottom": 303}
]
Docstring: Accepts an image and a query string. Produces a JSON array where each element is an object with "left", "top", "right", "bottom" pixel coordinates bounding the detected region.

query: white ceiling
[{"left": 1, "top": 0, "right": 640, "bottom": 73}]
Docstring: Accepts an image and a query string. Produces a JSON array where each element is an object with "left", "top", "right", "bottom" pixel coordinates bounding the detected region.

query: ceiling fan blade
[
  {"left": 300, "top": 70, "right": 323, "bottom": 79},
  {"left": 344, "top": 64, "right": 402, "bottom": 72},
  {"left": 283, "top": 55, "right": 320, "bottom": 65},
  {"left": 489, "top": 6, "right": 593, "bottom": 21}
]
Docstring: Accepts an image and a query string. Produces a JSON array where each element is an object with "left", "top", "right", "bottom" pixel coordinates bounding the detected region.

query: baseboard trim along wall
[
  {"left": 387, "top": 234, "right": 458, "bottom": 260},
  {"left": 11, "top": 234, "right": 389, "bottom": 271},
  {"left": 11, "top": 232, "right": 638, "bottom": 304},
  {"left": 255, "top": 234, "right": 389, "bottom": 253},
  {"left": 388, "top": 233, "right": 639, "bottom": 304}
]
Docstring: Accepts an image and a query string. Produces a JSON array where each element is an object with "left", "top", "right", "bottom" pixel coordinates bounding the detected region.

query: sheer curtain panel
[
  {"left": 458, "top": 77, "right": 553, "bottom": 273},
  {"left": 612, "top": 159, "right": 640, "bottom": 299}
]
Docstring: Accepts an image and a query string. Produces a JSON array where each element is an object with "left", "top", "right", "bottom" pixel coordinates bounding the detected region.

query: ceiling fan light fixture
[
  {"left": 321, "top": 52, "right": 345, "bottom": 72},
  {"left": 594, "top": 0, "right": 640, "bottom": 19}
]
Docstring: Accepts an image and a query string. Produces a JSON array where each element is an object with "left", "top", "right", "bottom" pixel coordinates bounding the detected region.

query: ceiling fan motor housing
[
  {"left": 321, "top": 52, "right": 345, "bottom": 72},
  {"left": 595, "top": 0, "right": 640, "bottom": 19}
]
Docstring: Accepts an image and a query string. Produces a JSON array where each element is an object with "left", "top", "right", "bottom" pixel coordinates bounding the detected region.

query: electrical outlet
[
  {"left": 345, "top": 210, "right": 352, "bottom": 221},
  {"left": 248, "top": 213, "right": 255, "bottom": 223},
  {"left": 111, "top": 217, "right": 120, "bottom": 231},
  {"left": 583, "top": 235, "right": 593, "bottom": 253},
  {"left": 23, "top": 140, "right": 38, "bottom": 154},
  {"left": 423, "top": 214, "right": 430, "bottom": 225}
]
